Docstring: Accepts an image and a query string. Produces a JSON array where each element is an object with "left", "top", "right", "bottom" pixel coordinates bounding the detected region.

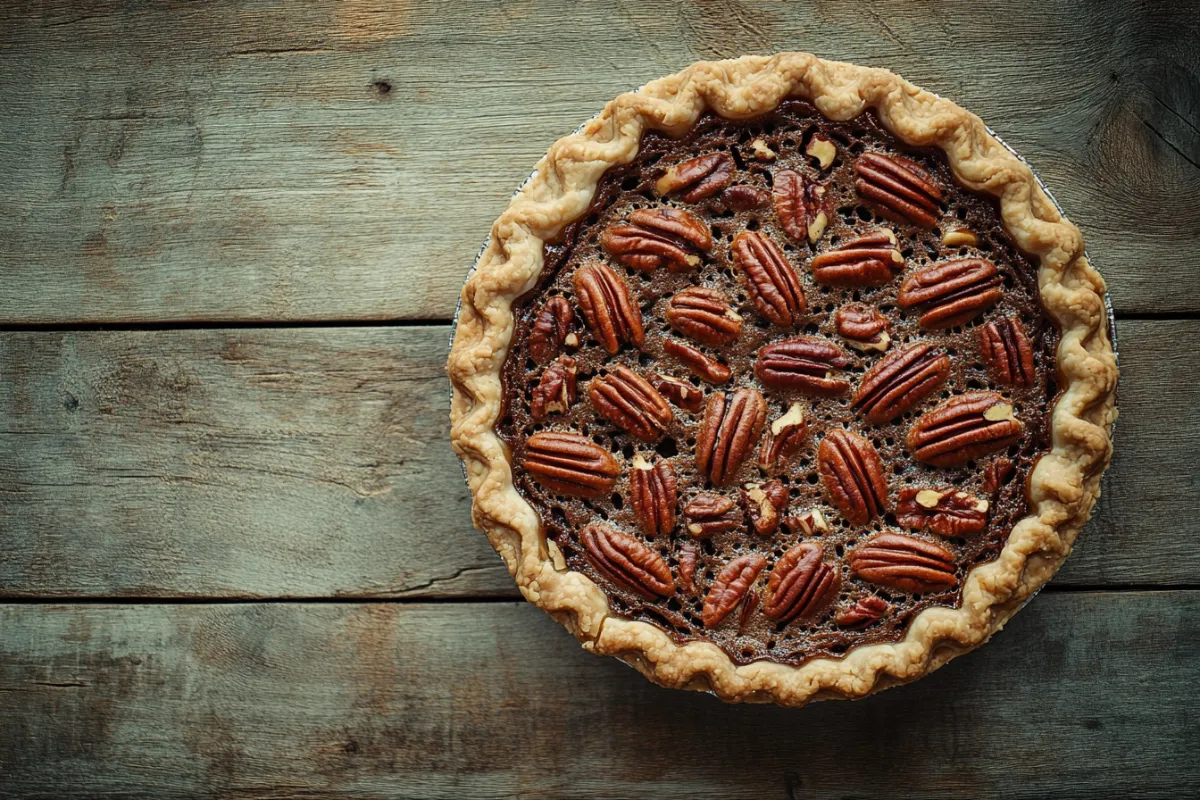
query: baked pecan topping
[
  {"left": 982, "top": 457, "right": 1016, "bottom": 495},
  {"left": 979, "top": 317, "right": 1036, "bottom": 387},
  {"left": 853, "top": 152, "right": 944, "bottom": 229},
  {"left": 588, "top": 366, "right": 673, "bottom": 441},
  {"left": 835, "top": 303, "right": 891, "bottom": 352},
  {"left": 810, "top": 229, "right": 904, "bottom": 286},
  {"left": 763, "top": 542, "right": 839, "bottom": 623},
  {"left": 818, "top": 429, "right": 888, "bottom": 525},
  {"left": 896, "top": 487, "right": 989, "bottom": 537},
  {"left": 581, "top": 524, "right": 674, "bottom": 599},
  {"left": 897, "top": 258, "right": 1002, "bottom": 329},
  {"left": 522, "top": 431, "right": 619, "bottom": 498},
  {"left": 683, "top": 493, "right": 741, "bottom": 538},
  {"left": 907, "top": 391, "right": 1024, "bottom": 467},
  {"left": 629, "top": 455, "right": 678, "bottom": 537},
  {"left": 740, "top": 480, "right": 788, "bottom": 536},
  {"left": 530, "top": 355, "right": 577, "bottom": 421},
  {"left": 656, "top": 152, "right": 735, "bottom": 202},
  {"left": 573, "top": 262, "right": 644, "bottom": 354},
  {"left": 852, "top": 342, "right": 951, "bottom": 424},
  {"left": 732, "top": 231, "right": 807, "bottom": 327},
  {"left": 663, "top": 339, "right": 732, "bottom": 384},
  {"left": 650, "top": 372, "right": 704, "bottom": 413},
  {"left": 835, "top": 595, "right": 890, "bottom": 628},
  {"left": 696, "top": 388, "right": 767, "bottom": 486},
  {"left": 755, "top": 336, "right": 851, "bottom": 396},
  {"left": 723, "top": 185, "right": 770, "bottom": 211},
  {"left": 666, "top": 287, "right": 743, "bottom": 346},
  {"left": 702, "top": 553, "right": 767, "bottom": 627},
  {"left": 678, "top": 540, "right": 699, "bottom": 592},
  {"left": 530, "top": 296, "right": 577, "bottom": 365},
  {"left": 773, "top": 168, "right": 829, "bottom": 244},
  {"left": 848, "top": 532, "right": 958, "bottom": 593},
  {"left": 784, "top": 508, "right": 830, "bottom": 537},
  {"left": 759, "top": 402, "right": 808, "bottom": 473},
  {"left": 601, "top": 207, "right": 712, "bottom": 272}
]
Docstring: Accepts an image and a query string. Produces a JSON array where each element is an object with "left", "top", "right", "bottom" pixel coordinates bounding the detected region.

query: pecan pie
[{"left": 448, "top": 54, "right": 1117, "bottom": 706}]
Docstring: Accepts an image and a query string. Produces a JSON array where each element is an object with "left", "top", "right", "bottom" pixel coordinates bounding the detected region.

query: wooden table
[{"left": 2, "top": 2, "right": 1197, "bottom": 797}]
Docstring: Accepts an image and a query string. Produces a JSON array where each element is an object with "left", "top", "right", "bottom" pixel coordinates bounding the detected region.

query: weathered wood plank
[
  {"left": 0, "top": 595, "right": 1197, "bottom": 798},
  {"left": 0, "top": 320, "right": 1191, "bottom": 596},
  {"left": 0, "top": 0, "right": 1196, "bottom": 323}
]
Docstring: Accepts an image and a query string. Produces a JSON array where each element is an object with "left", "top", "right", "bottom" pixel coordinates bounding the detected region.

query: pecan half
[
  {"left": 573, "top": 262, "right": 644, "bottom": 354},
  {"left": 818, "top": 429, "right": 888, "bottom": 525},
  {"left": 982, "top": 457, "right": 1016, "bottom": 495},
  {"left": 581, "top": 524, "right": 674, "bottom": 599},
  {"left": 530, "top": 296, "right": 577, "bottom": 365},
  {"left": 522, "top": 431, "right": 619, "bottom": 498},
  {"left": 853, "top": 152, "right": 944, "bottom": 229},
  {"left": 696, "top": 388, "right": 767, "bottom": 486},
  {"left": 589, "top": 366, "right": 673, "bottom": 441},
  {"left": 732, "top": 231, "right": 807, "bottom": 327},
  {"left": 724, "top": 184, "right": 770, "bottom": 211},
  {"left": 759, "top": 402, "right": 808, "bottom": 473},
  {"left": 666, "top": 287, "right": 743, "bottom": 346},
  {"left": 629, "top": 455, "right": 677, "bottom": 537},
  {"left": 530, "top": 355, "right": 577, "bottom": 421},
  {"left": 835, "top": 595, "right": 890, "bottom": 628},
  {"left": 651, "top": 372, "right": 704, "bottom": 413},
  {"left": 755, "top": 336, "right": 851, "bottom": 396},
  {"left": 907, "top": 392, "right": 1024, "bottom": 467},
  {"left": 897, "top": 258, "right": 1002, "bottom": 329},
  {"left": 835, "top": 303, "right": 891, "bottom": 352},
  {"left": 740, "top": 480, "right": 788, "bottom": 536},
  {"left": 683, "top": 493, "right": 741, "bottom": 538},
  {"left": 656, "top": 153, "right": 735, "bottom": 202},
  {"left": 852, "top": 343, "right": 951, "bottom": 424},
  {"left": 763, "top": 542, "right": 839, "bottom": 623},
  {"left": 979, "top": 317, "right": 1036, "bottom": 387},
  {"left": 849, "top": 532, "right": 958, "bottom": 593},
  {"left": 678, "top": 540, "right": 699, "bottom": 592},
  {"left": 601, "top": 207, "right": 712, "bottom": 272},
  {"left": 663, "top": 339, "right": 732, "bottom": 384},
  {"left": 784, "top": 508, "right": 830, "bottom": 537},
  {"left": 773, "top": 168, "right": 829, "bottom": 244},
  {"left": 810, "top": 229, "right": 904, "bottom": 286},
  {"left": 896, "top": 487, "right": 989, "bottom": 537},
  {"left": 737, "top": 590, "right": 761, "bottom": 632},
  {"left": 702, "top": 553, "right": 767, "bottom": 627}
]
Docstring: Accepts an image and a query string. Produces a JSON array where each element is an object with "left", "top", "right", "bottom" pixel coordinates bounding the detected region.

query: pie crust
[{"left": 447, "top": 53, "right": 1117, "bottom": 705}]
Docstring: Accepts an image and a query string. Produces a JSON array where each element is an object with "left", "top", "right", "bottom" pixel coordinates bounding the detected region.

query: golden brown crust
[{"left": 447, "top": 53, "right": 1118, "bottom": 706}]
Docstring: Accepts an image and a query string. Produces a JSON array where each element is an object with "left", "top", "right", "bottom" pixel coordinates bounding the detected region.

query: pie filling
[{"left": 498, "top": 100, "right": 1060, "bottom": 667}]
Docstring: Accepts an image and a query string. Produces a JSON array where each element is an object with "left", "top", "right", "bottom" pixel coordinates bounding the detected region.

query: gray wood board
[
  {"left": 1, "top": 594, "right": 1197, "bottom": 799},
  {"left": 0, "top": 320, "right": 1190, "bottom": 597},
  {"left": 0, "top": 0, "right": 1197, "bottom": 324}
]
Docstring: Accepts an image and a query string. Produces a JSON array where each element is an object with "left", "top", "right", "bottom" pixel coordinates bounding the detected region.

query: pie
[{"left": 447, "top": 54, "right": 1117, "bottom": 706}]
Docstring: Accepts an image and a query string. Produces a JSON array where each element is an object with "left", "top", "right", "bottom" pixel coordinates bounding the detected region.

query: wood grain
[
  {"left": 0, "top": 0, "right": 1196, "bottom": 324},
  {"left": 1, "top": 595, "right": 1197, "bottom": 799},
  {"left": 0, "top": 320, "right": 1192, "bottom": 597}
]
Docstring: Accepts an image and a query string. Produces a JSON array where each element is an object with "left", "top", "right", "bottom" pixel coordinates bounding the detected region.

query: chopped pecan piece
[
  {"left": 763, "top": 542, "right": 839, "bottom": 623},
  {"left": 663, "top": 339, "right": 732, "bottom": 384},
  {"left": 732, "top": 231, "right": 807, "bottom": 327},
  {"left": 629, "top": 455, "right": 678, "bottom": 537},
  {"left": 773, "top": 168, "right": 829, "bottom": 244},
  {"left": 835, "top": 595, "right": 890, "bottom": 628},
  {"left": 702, "top": 553, "right": 767, "bottom": 627},
  {"left": 907, "top": 392, "right": 1024, "bottom": 467},
  {"left": 573, "top": 262, "right": 644, "bottom": 354},
  {"left": 755, "top": 336, "right": 851, "bottom": 396},
  {"left": 522, "top": 431, "right": 619, "bottom": 498},
  {"left": 806, "top": 134, "right": 837, "bottom": 170},
  {"left": 666, "top": 287, "right": 743, "bottom": 346},
  {"left": 581, "top": 524, "right": 674, "bottom": 599},
  {"left": 589, "top": 366, "right": 673, "bottom": 441},
  {"left": 696, "top": 388, "right": 767, "bottom": 486},
  {"left": 849, "top": 532, "right": 958, "bottom": 593},
  {"left": 740, "top": 480, "right": 788, "bottom": 536},
  {"left": 784, "top": 508, "right": 830, "bottom": 537},
  {"left": 750, "top": 138, "right": 777, "bottom": 161},
  {"left": 942, "top": 228, "right": 978, "bottom": 247},
  {"left": 678, "top": 540, "right": 699, "bottom": 592},
  {"left": 655, "top": 153, "right": 735, "bottom": 202},
  {"left": 530, "top": 355, "right": 577, "bottom": 421},
  {"left": 982, "top": 457, "right": 1016, "bottom": 495},
  {"left": 810, "top": 229, "right": 904, "bottom": 286},
  {"left": 853, "top": 152, "right": 944, "bottom": 229},
  {"left": 530, "top": 296, "right": 577, "bottom": 365},
  {"left": 683, "top": 493, "right": 742, "bottom": 538},
  {"left": 724, "top": 185, "right": 770, "bottom": 211},
  {"left": 896, "top": 487, "right": 989, "bottom": 537},
  {"left": 818, "top": 429, "right": 888, "bottom": 525},
  {"left": 897, "top": 258, "right": 1002, "bottom": 329},
  {"left": 759, "top": 402, "right": 809, "bottom": 473},
  {"left": 852, "top": 342, "right": 950, "bottom": 424},
  {"left": 650, "top": 372, "right": 704, "bottom": 413},
  {"left": 835, "top": 303, "right": 891, "bottom": 352},
  {"left": 979, "top": 317, "right": 1036, "bottom": 388},
  {"left": 600, "top": 207, "right": 712, "bottom": 272}
]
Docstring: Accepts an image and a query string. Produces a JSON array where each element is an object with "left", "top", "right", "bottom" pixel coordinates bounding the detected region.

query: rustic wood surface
[{"left": 1, "top": 0, "right": 1197, "bottom": 797}]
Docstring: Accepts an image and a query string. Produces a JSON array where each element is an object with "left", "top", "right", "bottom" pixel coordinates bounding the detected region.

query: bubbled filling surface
[{"left": 497, "top": 101, "right": 1060, "bottom": 666}]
